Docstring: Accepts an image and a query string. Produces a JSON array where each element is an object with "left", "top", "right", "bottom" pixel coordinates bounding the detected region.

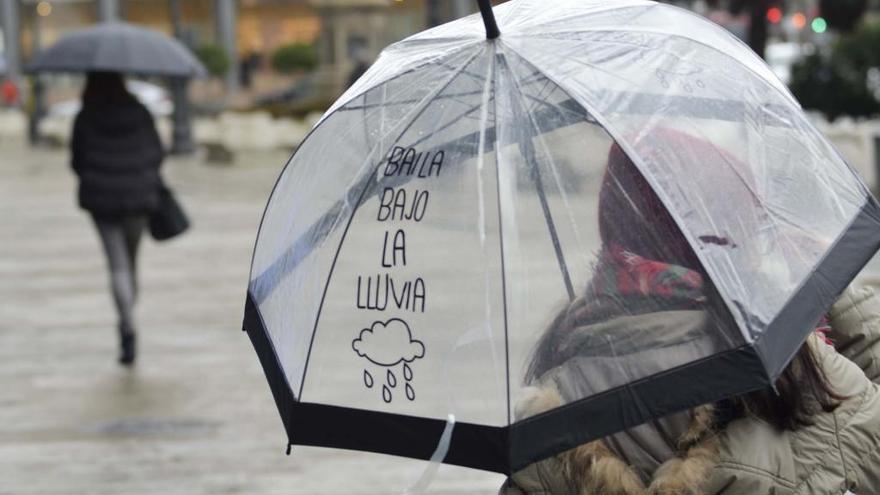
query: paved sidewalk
[
  {"left": 0, "top": 141, "right": 504, "bottom": 494},
  {"left": 4, "top": 137, "right": 880, "bottom": 495}
]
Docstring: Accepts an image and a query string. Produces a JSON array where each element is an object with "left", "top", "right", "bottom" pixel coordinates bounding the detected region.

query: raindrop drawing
[
  {"left": 387, "top": 369, "right": 397, "bottom": 388},
  {"left": 352, "top": 318, "right": 425, "bottom": 403},
  {"left": 654, "top": 65, "right": 704, "bottom": 93}
]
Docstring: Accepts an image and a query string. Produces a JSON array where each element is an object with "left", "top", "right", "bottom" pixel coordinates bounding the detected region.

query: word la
[{"left": 381, "top": 229, "right": 406, "bottom": 268}]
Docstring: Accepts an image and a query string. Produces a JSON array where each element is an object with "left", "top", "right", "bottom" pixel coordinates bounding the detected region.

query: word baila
[{"left": 383, "top": 146, "right": 444, "bottom": 178}]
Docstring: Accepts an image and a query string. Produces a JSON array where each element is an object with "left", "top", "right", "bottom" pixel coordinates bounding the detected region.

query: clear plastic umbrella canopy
[{"left": 243, "top": 0, "right": 880, "bottom": 475}]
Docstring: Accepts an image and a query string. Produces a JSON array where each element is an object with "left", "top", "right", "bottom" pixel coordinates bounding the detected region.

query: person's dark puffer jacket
[{"left": 71, "top": 99, "right": 163, "bottom": 217}]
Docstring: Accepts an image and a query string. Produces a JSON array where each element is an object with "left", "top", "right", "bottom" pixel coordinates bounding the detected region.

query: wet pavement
[
  {"left": 3, "top": 138, "right": 880, "bottom": 495},
  {"left": 0, "top": 140, "right": 504, "bottom": 494}
]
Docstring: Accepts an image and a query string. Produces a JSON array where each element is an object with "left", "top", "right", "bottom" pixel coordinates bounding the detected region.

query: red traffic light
[{"left": 767, "top": 7, "right": 783, "bottom": 23}]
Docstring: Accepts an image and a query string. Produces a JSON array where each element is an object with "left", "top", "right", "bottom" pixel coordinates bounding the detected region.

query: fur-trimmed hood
[
  {"left": 501, "top": 286, "right": 880, "bottom": 495},
  {"left": 505, "top": 386, "right": 719, "bottom": 495}
]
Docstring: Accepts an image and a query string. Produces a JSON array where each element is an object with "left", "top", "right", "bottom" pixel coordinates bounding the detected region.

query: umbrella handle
[{"left": 476, "top": 0, "right": 501, "bottom": 39}]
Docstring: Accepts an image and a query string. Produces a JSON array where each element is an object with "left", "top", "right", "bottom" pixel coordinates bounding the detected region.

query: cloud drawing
[{"left": 352, "top": 318, "right": 425, "bottom": 367}]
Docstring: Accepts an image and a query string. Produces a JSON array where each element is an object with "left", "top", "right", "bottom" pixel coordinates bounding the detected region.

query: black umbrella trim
[
  {"left": 243, "top": 197, "right": 880, "bottom": 474},
  {"left": 243, "top": 293, "right": 297, "bottom": 439},
  {"left": 244, "top": 287, "right": 763, "bottom": 475},
  {"left": 756, "top": 196, "right": 880, "bottom": 376},
  {"left": 243, "top": 290, "right": 510, "bottom": 473}
]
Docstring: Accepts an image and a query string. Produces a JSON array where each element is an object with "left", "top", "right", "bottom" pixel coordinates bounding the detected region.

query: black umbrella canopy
[{"left": 27, "top": 22, "right": 206, "bottom": 78}]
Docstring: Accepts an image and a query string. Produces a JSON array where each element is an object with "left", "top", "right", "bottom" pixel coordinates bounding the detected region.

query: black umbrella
[{"left": 27, "top": 22, "right": 205, "bottom": 77}]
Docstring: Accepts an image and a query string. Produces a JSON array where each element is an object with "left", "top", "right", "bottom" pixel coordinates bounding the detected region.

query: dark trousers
[{"left": 92, "top": 215, "right": 146, "bottom": 335}]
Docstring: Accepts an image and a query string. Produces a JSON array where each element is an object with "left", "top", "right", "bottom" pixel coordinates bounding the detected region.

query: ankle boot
[{"left": 119, "top": 329, "right": 136, "bottom": 366}]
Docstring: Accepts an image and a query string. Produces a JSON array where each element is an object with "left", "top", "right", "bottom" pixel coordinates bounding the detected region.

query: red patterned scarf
[
  {"left": 588, "top": 245, "right": 706, "bottom": 310},
  {"left": 587, "top": 245, "right": 833, "bottom": 344}
]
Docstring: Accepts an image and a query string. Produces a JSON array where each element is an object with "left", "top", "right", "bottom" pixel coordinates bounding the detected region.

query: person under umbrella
[
  {"left": 500, "top": 136, "right": 880, "bottom": 494},
  {"left": 27, "top": 22, "right": 196, "bottom": 365},
  {"left": 241, "top": 0, "right": 880, "bottom": 480},
  {"left": 71, "top": 72, "right": 164, "bottom": 365}
]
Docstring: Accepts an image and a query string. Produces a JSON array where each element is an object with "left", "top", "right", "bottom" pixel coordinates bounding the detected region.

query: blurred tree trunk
[
  {"left": 169, "top": 0, "right": 182, "bottom": 37},
  {"left": 1, "top": 0, "right": 22, "bottom": 84},
  {"left": 215, "top": 0, "right": 239, "bottom": 93},
  {"left": 426, "top": 0, "right": 442, "bottom": 27},
  {"left": 690, "top": 0, "right": 769, "bottom": 59},
  {"left": 97, "top": 0, "right": 119, "bottom": 22},
  {"left": 168, "top": 0, "right": 195, "bottom": 154},
  {"left": 451, "top": 0, "right": 473, "bottom": 19},
  {"left": 747, "top": 0, "right": 768, "bottom": 59},
  {"left": 28, "top": 3, "right": 46, "bottom": 146}
]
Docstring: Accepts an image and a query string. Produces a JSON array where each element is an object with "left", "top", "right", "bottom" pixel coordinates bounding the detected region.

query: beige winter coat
[{"left": 501, "top": 285, "right": 880, "bottom": 495}]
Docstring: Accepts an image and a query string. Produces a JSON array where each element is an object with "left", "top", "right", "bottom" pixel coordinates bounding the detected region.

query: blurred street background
[
  {"left": 5, "top": 0, "right": 880, "bottom": 173},
  {"left": 5, "top": 0, "right": 880, "bottom": 493},
  {"left": 0, "top": 138, "right": 506, "bottom": 494}
]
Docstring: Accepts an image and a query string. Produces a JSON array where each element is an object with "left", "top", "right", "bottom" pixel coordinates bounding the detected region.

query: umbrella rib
[
  {"left": 250, "top": 49, "right": 491, "bottom": 304},
  {"left": 360, "top": 91, "right": 371, "bottom": 159},
  {"left": 326, "top": 41, "right": 480, "bottom": 120},
  {"left": 519, "top": 24, "right": 797, "bottom": 107},
  {"left": 250, "top": 93, "right": 594, "bottom": 307},
  {"left": 250, "top": 77, "right": 595, "bottom": 307},
  {"left": 524, "top": 130, "right": 577, "bottom": 301},
  {"left": 502, "top": 42, "right": 757, "bottom": 344},
  {"left": 336, "top": 68, "right": 547, "bottom": 114},
  {"left": 423, "top": 62, "right": 595, "bottom": 130},
  {"left": 499, "top": 50, "right": 576, "bottom": 301},
  {"left": 339, "top": 90, "right": 487, "bottom": 112},
  {"left": 340, "top": 90, "right": 793, "bottom": 128},
  {"left": 487, "top": 44, "right": 512, "bottom": 427},
  {"left": 298, "top": 48, "right": 485, "bottom": 401},
  {"left": 250, "top": 95, "right": 491, "bottom": 306}
]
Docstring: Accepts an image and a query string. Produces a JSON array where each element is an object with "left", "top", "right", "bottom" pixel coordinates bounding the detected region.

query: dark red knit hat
[
  {"left": 599, "top": 142, "right": 702, "bottom": 269},
  {"left": 598, "top": 129, "right": 754, "bottom": 270}
]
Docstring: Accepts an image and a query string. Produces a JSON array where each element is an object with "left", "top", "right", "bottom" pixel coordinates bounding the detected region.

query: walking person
[
  {"left": 501, "top": 137, "right": 880, "bottom": 494},
  {"left": 70, "top": 71, "right": 164, "bottom": 366}
]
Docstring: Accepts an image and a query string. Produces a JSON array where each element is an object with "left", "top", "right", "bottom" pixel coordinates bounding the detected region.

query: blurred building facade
[{"left": 1, "top": 0, "right": 477, "bottom": 100}]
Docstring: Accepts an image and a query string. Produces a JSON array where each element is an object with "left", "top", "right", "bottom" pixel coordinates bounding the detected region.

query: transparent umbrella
[{"left": 243, "top": 0, "right": 880, "bottom": 475}]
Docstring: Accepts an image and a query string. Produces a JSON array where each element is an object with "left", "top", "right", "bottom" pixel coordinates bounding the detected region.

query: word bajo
[{"left": 377, "top": 187, "right": 429, "bottom": 222}]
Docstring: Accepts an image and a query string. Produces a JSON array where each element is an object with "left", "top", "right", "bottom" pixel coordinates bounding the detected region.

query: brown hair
[{"left": 734, "top": 341, "right": 844, "bottom": 431}]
